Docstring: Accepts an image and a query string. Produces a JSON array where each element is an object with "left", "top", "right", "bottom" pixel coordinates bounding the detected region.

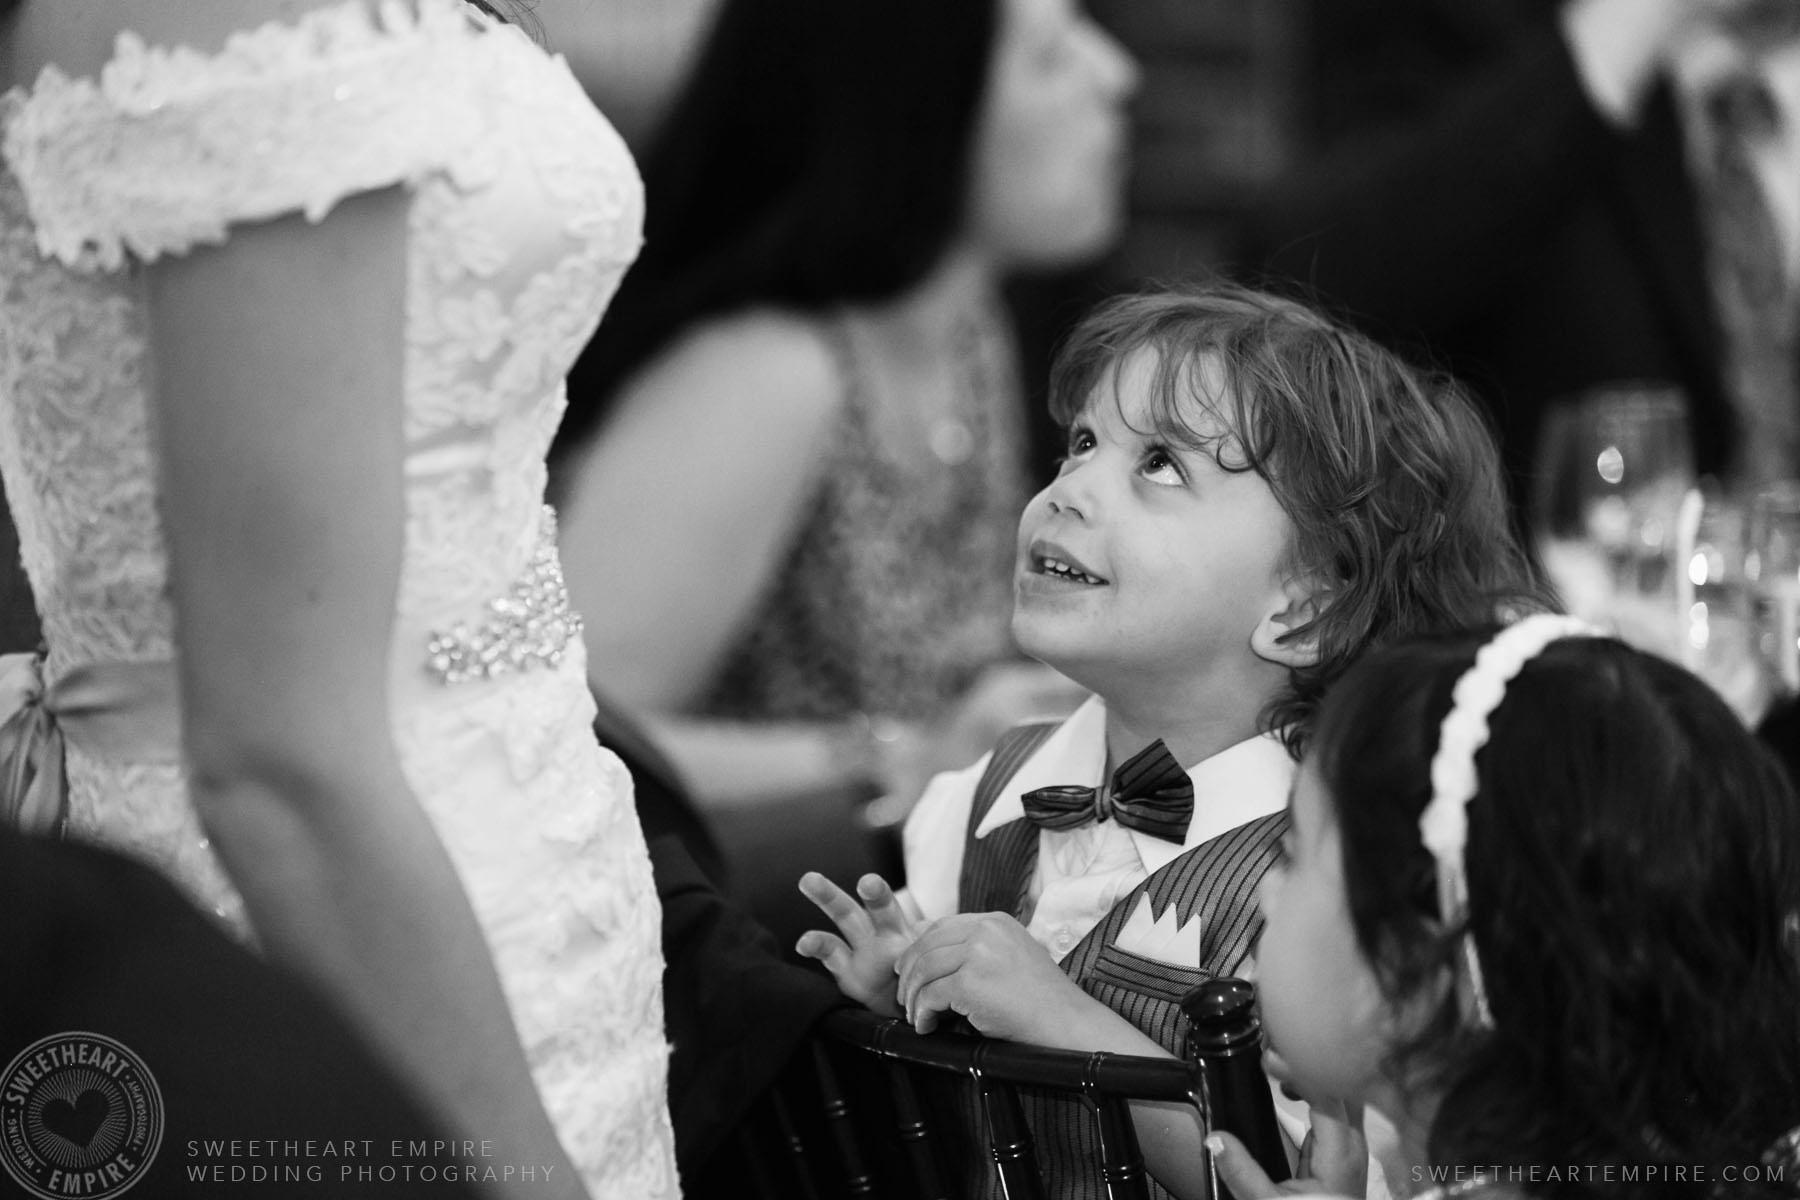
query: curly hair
[
  {"left": 1047, "top": 281, "right": 1552, "bottom": 752},
  {"left": 1313, "top": 631, "right": 1800, "bottom": 1198}
]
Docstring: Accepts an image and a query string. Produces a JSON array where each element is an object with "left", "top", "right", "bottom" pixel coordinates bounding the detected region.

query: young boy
[{"left": 796, "top": 282, "right": 1549, "bottom": 1199}]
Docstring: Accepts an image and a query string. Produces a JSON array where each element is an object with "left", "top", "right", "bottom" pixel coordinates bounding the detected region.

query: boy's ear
[{"left": 1250, "top": 572, "right": 1333, "bottom": 668}]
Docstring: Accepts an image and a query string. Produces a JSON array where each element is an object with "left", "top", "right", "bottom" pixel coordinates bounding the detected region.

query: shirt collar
[{"left": 974, "top": 696, "right": 1296, "bottom": 873}]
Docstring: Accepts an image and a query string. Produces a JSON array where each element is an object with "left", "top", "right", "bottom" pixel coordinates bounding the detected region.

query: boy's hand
[
  {"left": 894, "top": 912, "right": 1093, "bottom": 1042},
  {"left": 1207, "top": 1097, "right": 1367, "bottom": 1200},
  {"left": 795, "top": 872, "right": 914, "bottom": 1016}
]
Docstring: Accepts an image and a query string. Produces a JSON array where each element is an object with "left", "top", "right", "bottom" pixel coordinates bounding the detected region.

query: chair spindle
[
  {"left": 885, "top": 1060, "right": 952, "bottom": 1200},
  {"left": 770, "top": 1083, "right": 825, "bottom": 1200},
  {"left": 975, "top": 1043, "right": 1046, "bottom": 1200},
  {"left": 812, "top": 1040, "right": 877, "bottom": 1197}
]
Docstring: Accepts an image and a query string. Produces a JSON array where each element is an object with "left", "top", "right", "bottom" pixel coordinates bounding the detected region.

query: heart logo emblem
[
  {"left": 41, "top": 1090, "right": 111, "bottom": 1148},
  {"left": 3, "top": 1032, "right": 163, "bottom": 1199}
]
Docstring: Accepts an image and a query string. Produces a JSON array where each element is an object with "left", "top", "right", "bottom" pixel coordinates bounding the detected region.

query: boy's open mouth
[{"left": 1029, "top": 542, "right": 1109, "bottom": 586}]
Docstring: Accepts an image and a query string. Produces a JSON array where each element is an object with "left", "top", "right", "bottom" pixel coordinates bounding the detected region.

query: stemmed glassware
[
  {"left": 1673, "top": 485, "right": 1767, "bottom": 721},
  {"left": 1532, "top": 385, "right": 1697, "bottom": 624},
  {"left": 1530, "top": 384, "right": 1800, "bottom": 724},
  {"left": 1748, "top": 481, "right": 1800, "bottom": 698}
]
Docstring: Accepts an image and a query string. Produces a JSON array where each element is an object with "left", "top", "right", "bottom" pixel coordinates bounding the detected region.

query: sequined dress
[
  {"left": 696, "top": 308, "right": 1028, "bottom": 723},
  {"left": 0, "top": 3, "right": 676, "bottom": 1194}
]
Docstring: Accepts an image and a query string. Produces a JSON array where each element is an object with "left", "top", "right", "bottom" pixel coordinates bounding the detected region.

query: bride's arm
[{"left": 149, "top": 187, "right": 583, "bottom": 1199}]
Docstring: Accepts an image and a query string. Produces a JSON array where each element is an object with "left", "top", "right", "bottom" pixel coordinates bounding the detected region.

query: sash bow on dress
[{"left": 0, "top": 652, "right": 182, "bottom": 835}]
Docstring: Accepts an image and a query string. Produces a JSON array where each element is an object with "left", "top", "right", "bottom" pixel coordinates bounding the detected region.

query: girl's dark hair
[
  {"left": 554, "top": 0, "right": 998, "bottom": 459},
  {"left": 1049, "top": 282, "right": 1554, "bottom": 754},
  {"left": 1313, "top": 630, "right": 1800, "bottom": 1197}
]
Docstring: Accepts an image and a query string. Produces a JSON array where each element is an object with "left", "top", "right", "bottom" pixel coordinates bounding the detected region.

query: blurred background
[
  {"left": 556, "top": 0, "right": 1302, "bottom": 276},
  {"left": 545, "top": 0, "right": 1306, "bottom": 480}
]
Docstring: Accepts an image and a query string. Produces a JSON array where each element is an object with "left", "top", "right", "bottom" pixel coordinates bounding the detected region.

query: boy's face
[{"left": 1012, "top": 349, "right": 1297, "bottom": 695}]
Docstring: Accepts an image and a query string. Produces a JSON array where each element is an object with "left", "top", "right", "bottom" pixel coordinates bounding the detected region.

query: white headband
[{"left": 1419, "top": 613, "right": 1601, "bottom": 1029}]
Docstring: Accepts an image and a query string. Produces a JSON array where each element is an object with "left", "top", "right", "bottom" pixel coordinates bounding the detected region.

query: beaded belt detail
[{"left": 426, "top": 507, "right": 583, "bottom": 685}]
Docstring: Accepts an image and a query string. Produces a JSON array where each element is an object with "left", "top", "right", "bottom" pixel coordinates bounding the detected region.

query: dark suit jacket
[
  {"left": 1243, "top": 0, "right": 1761, "bottom": 497},
  {"left": 589, "top": 691, "right": 847, "bottom": 1186}
]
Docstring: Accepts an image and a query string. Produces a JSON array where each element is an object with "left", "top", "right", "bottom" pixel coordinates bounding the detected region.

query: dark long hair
[
  {"left": 1049, "top": 283, "right": 1554, "bottom": 754},
  {"left": 554, "top": 0, "right": 999, "bottom": 459},
  {"left": 1314, "top": 631, "right": 1800, "bottom": 1197}
]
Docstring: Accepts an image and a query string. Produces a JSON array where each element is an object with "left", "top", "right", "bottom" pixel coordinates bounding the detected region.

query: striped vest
[{"left": 950, "top": 722, "right": 1289, "bottom": 1200}]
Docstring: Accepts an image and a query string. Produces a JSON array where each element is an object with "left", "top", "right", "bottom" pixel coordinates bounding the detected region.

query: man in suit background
[{"left": 1243, "top": 0, "right": 1800, "bottom": 502}]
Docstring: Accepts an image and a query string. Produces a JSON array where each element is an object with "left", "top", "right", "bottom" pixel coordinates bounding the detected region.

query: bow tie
[{"left": 1020, "top": 738, "right": 1194, "bottom": 843}]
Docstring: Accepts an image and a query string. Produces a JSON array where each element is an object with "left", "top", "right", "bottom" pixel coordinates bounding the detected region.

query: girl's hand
[{"left": 1207, "top": 1097, "right": 1367, "bottom": 1200}]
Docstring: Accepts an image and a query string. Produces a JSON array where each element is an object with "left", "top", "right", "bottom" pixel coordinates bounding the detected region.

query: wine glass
[
  {"left": 1673, "top": 486, "right": 1773, "bottom": 723},
  {"left": 1748, "top": 481, "right": 1800, "bottom": 697},
  {"left": 1532, "top": 385, "right": 1696, "bottom": 622}
]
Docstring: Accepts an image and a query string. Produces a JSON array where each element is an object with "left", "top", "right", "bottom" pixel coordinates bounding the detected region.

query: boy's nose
[{"left": 1041, "top": 470, "right": 1093, "bottom": 520}]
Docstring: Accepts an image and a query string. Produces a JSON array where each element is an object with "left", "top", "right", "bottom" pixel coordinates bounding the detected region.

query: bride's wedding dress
[{"left": 0, "top": 2, "right": 677, "bottom": 1193}]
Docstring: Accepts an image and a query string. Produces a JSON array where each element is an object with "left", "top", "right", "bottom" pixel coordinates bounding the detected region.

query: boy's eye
[
  {"left": 1139, "top": 447, "right": 1185, "bottom": 486},
  {"left": 1064, "top": 427, "right": 1097, "bottom": 458}
]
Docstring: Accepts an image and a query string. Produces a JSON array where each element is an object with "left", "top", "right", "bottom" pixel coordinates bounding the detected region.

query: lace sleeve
[{"left": 1, "top": 0, "right": 498, "bottom": 271}]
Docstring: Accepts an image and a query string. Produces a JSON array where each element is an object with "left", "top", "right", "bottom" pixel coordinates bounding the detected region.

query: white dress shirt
[{"left": 901, "top": 696, "right": 1296, "bottom": 961}]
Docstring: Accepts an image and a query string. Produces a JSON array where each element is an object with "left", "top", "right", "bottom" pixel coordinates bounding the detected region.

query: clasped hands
[{"left": 794, "top": 871, "right": 1095, "bottom": 1045}]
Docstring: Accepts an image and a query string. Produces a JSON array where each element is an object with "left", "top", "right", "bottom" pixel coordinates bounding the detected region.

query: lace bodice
[
  {"left": 0, "top": 4, "right": 674, "bottom": 1195},
  {"left": 0, "top": 0, "right": 642, "bottom": 679}
]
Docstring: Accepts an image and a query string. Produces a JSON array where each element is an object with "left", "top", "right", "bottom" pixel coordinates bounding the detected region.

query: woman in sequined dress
[
  {"left": 554, "top": 0, "right": 1137, "bottom": 815},
  {"left": 0, "top": 1, "right": 676, "bottom": 1195}
]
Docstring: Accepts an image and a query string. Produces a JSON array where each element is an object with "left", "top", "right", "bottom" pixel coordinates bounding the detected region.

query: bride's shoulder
[
  {"left": 3, "top": 0, "right": 425, "bottom": 92},
  {"left": 1, "top": 0, "right": 489, "bottom": 272}
]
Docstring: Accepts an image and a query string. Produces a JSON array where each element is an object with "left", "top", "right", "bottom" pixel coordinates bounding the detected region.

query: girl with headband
[{"left": 1218, "top": 615, "right": 1800, "bottom": 1199}]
